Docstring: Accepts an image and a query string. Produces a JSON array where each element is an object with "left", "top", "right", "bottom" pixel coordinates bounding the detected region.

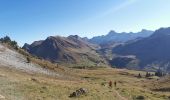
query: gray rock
[{"left": 69, "top": 88, "right": 88, "bottom": 97}]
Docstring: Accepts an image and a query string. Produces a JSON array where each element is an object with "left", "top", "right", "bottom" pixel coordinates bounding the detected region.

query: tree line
[
  {"left": 138, "top": 69, "right": 166, "bottom": 78},
  {"left": 0, "top": 36, "right": 18, "bottom": 49}
]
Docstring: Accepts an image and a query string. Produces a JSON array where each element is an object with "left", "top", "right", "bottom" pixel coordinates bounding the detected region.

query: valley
[
  {"left": 1, "top": 1, "right": 170, "bottom": 100},
  {"left": 0, "top": 28, "right": 170, "bottom": 100},
  {"left": 0, "top": 65, "right": 170, "bottom": 100}
]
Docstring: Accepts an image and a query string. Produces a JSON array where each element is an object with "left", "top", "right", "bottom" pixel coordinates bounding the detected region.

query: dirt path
[{"left": 114, "top": 90, "right": 128, "bottom": 100}]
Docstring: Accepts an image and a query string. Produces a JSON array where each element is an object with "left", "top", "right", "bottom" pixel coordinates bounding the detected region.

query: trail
[{"left": 114, "top": 90, "right": 128, "bottom": 100}]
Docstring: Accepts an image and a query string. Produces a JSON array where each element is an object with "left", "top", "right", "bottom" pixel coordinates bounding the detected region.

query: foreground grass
[{"left": 0, "top": 67, "right": 170, "bottom": 100}]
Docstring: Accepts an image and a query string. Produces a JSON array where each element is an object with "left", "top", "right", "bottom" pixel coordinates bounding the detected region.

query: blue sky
[{"left": 0, "top": 0, "right": 170, "bottom": 46}]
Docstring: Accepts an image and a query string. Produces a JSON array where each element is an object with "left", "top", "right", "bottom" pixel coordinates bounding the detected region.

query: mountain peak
[
  {"left": 141, "top": 29, "right": 148, "bottom": 32},
  {"left": 68, "top": 35, "right": 80, "bottom": 40},
  {"left": 89, "top": 30, "right": 153, "bottom": 44},
  {"left": 108, "top": 30, "right": 117, "bottom": 35},
  {"left": 151, "top": 27, "right": 170, "bottom": 37},
  {"left": 23, "top": 35, "right": 106, "bottom": 66}
]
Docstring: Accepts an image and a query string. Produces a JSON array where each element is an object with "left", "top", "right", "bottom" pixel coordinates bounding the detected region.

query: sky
[{"left": 0, "top": 0, "right": 170, "bottom": 46}]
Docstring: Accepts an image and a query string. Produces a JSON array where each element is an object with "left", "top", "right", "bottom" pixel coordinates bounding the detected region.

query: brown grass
[{"left": 0, "top": 66, "right": 169, "bottom": 100}]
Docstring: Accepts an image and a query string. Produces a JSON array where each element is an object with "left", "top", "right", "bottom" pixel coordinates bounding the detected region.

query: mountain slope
[
  {"left": 23, "top": 35, "right": 107, "bottom": 67},
  {"left": 89, "top": 29, "right": 153, "bottom": 45},
  {"left": 112, "top": 27, "right": 170, "bottom": 71},
  {"left": 0, "top": 43, "right": 58, "bottom": 76}
]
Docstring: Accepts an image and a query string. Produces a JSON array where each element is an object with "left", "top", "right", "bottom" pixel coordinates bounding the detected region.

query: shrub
[
  {"left": 27, "top": 57, "right": 31, "bottom": 63},
  {"left": 136, "top": 95, "right": 145, "bottom": 100},
  {"left": 0, "top": 36, "right": 11, "bottom": 43},
  {"left": 0, "top": 36, "right": 18, "bottom": 50}
]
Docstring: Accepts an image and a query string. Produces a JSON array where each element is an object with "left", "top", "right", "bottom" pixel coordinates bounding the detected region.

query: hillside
[
  {"left": 89, "top": 29, "right": 153, "bottom": 45},
  {"left": 1, "top": 63, "right": 170, "bottom": 100},
  {"left": 112, "top": 27, "right": 170, "bottom": 71},
  {"left": 0, "top": 43, "right": 57, "bottom": 76},
  {"left": 0, "top": 37, "right": 170, "bottom": 100},
  {"left": 23, "top": 35, "right": 107, "bottom": 67}
]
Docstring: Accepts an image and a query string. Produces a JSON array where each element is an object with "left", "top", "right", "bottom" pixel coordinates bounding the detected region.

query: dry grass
[{"left": 0, "top": 66, "right": 170, "bottom": 100}]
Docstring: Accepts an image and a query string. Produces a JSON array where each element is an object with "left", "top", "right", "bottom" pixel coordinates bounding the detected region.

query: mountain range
[
  {"left": 23, "top": 27, "right": 170, "bottom": 72},
  {"left": 112, "top": 27, "right": 170, "bottom": 72},
  {"left": 89, "top": 29, "right": 153, "bottom": 45}
]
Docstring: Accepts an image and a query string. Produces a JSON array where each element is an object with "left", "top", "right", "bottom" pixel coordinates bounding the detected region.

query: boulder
[{"left": 69, "top": 88, "right": 88, "bottom": 97}]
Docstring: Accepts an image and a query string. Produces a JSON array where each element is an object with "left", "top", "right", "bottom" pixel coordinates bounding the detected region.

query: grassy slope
[{"left": 0, "top": 66, "right": 170, "bottom": 100}]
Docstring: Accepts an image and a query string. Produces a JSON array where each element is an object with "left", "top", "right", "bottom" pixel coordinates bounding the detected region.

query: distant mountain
[
  {"left": 22, "top": 28, "right": 170, "bottom": 71},
  {"left": 112, "top": 27, "right": 170, "bottom": 72},
  {"left": 89, "top": 29, "right": 153, "bottom": 45},
  {"left": 23, "top": 35, "right": 107, "bottom": 67}
]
